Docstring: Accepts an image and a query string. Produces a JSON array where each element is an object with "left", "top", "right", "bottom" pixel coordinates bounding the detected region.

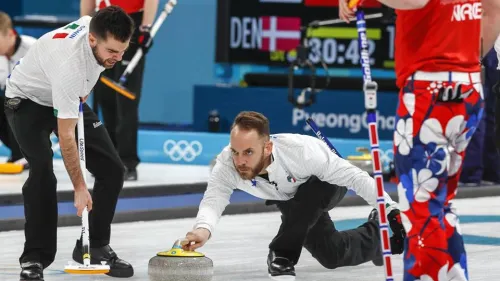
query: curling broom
[
  {"left": 64, "top": 103, "right": 110, "bottom": 275},
  {"left": 348, "top": 0, "right": 394, "bottom": 280},
  {"left": 100, "top": 0, "right": 178, "bottom": 100}
]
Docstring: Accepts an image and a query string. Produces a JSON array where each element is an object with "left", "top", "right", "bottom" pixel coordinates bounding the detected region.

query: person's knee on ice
[
  {"left": 319, "top": 260, "right": 340, "bottom": 270},
  {"left": 313, "top": 250, "right": 341, "bottom": 270}
]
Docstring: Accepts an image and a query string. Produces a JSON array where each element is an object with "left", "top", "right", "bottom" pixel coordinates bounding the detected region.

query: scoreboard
[{"left": 215, "top": 0, "right": 396, "bottom": 70}]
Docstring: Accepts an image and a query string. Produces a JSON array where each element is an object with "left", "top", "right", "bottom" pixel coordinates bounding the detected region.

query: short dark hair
[
  {"left": 231, "top": 111, "right": 270, "bottom": 138},
  {"left": 89, "top": 6, "right": 134, "bottom": 42}
]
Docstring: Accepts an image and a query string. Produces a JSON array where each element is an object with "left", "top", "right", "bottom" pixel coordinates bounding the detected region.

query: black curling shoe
[{"left": 72, "top": 240, "right": 134, "bottom": 278}]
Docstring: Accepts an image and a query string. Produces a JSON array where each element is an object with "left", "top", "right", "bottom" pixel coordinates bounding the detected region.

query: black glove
[
  {"left": 388, "top": 209, "right": 406, "bottom": 254},
  {"left": 138, "top": 25, "right": 153, "bottom": 55}
]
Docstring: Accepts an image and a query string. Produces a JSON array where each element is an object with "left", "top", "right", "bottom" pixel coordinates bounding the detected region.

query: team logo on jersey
[
  {"left": 69, "top": 25, "right": 86, "bottom": 39},
  {"left": 287, "top": 175, "right": 296, "bottom": 183},
  {"left": 451, "top": 2, "right": 481, "bottom": 22}
]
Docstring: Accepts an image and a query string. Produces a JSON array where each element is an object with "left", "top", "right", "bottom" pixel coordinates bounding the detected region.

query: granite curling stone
[{"left": 148, "top": 239, "right": 213, "bottom": 281}]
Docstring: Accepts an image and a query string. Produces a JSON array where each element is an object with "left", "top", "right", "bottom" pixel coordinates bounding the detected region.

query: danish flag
[{"left": 260, "top": 16, "right": 301, "bottom": 52}]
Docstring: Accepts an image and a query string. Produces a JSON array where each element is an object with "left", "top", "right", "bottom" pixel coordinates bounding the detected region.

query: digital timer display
[{"left": 215, "top": 0, "right": 395, "bottom": 70}]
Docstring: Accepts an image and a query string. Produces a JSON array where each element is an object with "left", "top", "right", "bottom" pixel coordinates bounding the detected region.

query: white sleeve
[
  {"left": 193, "top": 159, "right": 236, "bottom": 234},
  {"left": 303, "top": 137, "right": 397, "bottom": 211},
  {"left": 49, "top": 53, "right": 84, "bottom": 119}
]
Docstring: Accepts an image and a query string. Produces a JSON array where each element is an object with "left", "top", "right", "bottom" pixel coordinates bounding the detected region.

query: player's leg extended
[
  {"left": 395, "top": 79, "right": 450, "bottom": 281},
  {"left": 303, "top": 209, "right": 381, "bottom": 269}
]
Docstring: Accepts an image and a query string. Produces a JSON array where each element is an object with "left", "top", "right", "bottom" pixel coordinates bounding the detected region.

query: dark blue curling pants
[{"left": 460, "top": 48, "right": 500, "bottom": 183}]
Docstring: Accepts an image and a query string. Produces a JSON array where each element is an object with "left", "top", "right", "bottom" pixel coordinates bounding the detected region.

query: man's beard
[
  {"left": 91, "top": 45, "right": 114, "bottom": 68},
  {"left": 236, "top": 151, "right": 267, "bottom": 180}
]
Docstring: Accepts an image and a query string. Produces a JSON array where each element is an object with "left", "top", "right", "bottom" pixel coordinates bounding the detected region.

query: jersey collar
[{"left": 265, "top": 142, "right": 278, "bottom": 175}]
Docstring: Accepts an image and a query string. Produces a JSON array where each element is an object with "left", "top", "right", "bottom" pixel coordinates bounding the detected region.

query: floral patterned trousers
[{"left": 393, "top": 76, "right": 484, "bottom": 281}]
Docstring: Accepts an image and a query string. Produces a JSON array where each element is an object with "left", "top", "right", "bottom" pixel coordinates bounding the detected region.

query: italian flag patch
[{"left": 52, "top": 23, "right": 80, "bottom": 39}]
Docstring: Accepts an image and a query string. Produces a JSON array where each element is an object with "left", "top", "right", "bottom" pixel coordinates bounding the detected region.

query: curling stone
[{"left": 148, "top": 239, "right": 213, "bottom": 281}]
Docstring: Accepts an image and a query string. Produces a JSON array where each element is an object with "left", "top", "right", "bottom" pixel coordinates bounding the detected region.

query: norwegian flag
[
  {"left": 304, "top": 0, "right": 381, "bottom": 7},
  {"left": 260, "top": 16, "right": 301, "bottom": 52}
]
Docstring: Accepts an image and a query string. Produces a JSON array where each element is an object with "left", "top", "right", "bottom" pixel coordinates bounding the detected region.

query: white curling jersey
[
  {"left": 0, "top": 35, "right": 37, "bottom": 92},
  {"left": 5, "top": 16, "right": 104, "bottom": 119},
  {"left": 194, "top": 133, "right": 398, "bottom": 234}
]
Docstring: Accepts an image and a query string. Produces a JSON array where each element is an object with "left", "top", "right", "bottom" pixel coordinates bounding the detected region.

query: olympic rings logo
[
  {"left": 379, "top": 148, "right": 394, "bottom": 164},
  {"left": 163, "top": 140, "right": 203, "bottom": 162}
]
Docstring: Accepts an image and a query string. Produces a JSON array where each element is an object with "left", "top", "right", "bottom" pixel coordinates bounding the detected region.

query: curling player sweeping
[{"left": 4, "top": 6, "right": 135, "bottom": 281}]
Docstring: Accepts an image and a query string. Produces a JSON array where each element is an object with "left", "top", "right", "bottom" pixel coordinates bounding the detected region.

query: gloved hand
[
  {"left": 387, "top": 209, "right": 406, "bottom": 254},
  {"left": 138, "top": 25, "right": 154, "bottom": 55}
]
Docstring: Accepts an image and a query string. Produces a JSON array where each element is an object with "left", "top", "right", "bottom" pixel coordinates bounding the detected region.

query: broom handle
[
  {"left": 77, "top": 102, "right": 91, "bottom": 267},
  {"left": 353, "top": 9, "right": 394, "bottom": 281},
  {"left": 118, "top": 0, "right": 177, "bottom": 85}
]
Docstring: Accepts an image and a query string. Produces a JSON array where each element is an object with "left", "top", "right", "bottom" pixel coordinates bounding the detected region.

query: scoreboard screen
[{"left": 215, "top": 0, "right": 396, "bottom": 70}]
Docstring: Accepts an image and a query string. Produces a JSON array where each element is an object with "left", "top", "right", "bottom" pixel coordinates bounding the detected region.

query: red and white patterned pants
[{"left": 393, "top": 72, "right": 484, "bottom": 281}]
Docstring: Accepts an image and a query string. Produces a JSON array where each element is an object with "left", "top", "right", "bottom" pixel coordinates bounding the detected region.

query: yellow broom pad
[
  {"left": 0, "top": 162, "right": 24, "bottom": 174},
  {"left": 64, "top": 264, "right": 110, "bottom": 274}
]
